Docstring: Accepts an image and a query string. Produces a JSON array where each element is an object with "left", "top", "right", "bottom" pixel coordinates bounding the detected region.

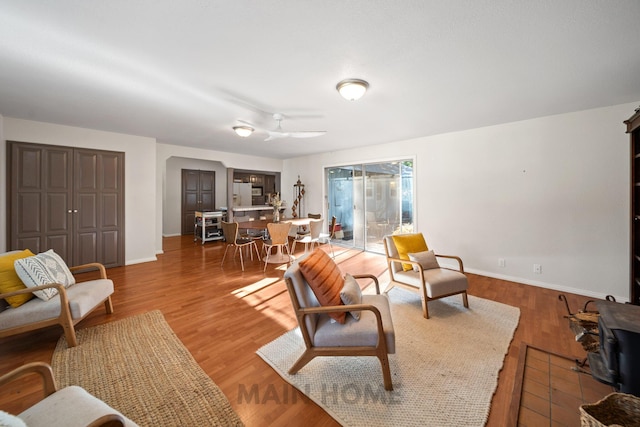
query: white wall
[
  {"left": 163, "top": 157, "right": 227, "bottom": 237},
  {"left": 1, "top": 117, "right": 158, "bottom": 265},
  {"left": 284, "top": 102, "right": 638, "bottom": 301}
]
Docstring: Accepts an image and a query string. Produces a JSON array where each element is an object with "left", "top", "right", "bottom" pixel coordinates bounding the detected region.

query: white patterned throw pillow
[{"left": 14, "top": 249, "right": 76, "bottom": 301}]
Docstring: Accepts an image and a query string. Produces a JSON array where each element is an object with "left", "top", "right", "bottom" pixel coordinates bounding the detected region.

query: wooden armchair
[
  {"left": 0, "top": 251, "right": 114, "bottom": 347},
  {"left": 0, "top": 362, "right": 137, "bottom": 426},
  {"left": 283, "top": 256, "right": 395, "bottom": 390},
  {"left": 383, "top": 233, "right": 469, "bottom": 319}
]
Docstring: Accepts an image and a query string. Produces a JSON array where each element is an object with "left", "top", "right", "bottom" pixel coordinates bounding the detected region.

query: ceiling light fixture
[
  {"left": 336, "top": 78, "right": 369, "bottom": 101},
  {"left": 233, "top": 125, "right": 253, "bottom": 137}
]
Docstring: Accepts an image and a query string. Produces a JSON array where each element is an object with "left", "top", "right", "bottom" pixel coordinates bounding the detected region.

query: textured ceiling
[{"left": 0, "top": 1, "right": 639, "bottom": 159}]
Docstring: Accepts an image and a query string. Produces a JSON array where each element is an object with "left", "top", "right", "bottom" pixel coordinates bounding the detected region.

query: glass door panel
[
  {"left": 326, "top": 159, "right": 414, "bottom": 253},
  {"left": 327, "top": 166, "right": 356, "bottom": 249}
]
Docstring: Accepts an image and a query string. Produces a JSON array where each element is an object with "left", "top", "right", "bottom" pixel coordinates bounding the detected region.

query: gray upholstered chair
[
  {"left": 283, "top": 257, "right": 395, "bottom": 390},
  {"left": 0, "top": 362, "right": 138, "bottom": 426},
  {"left": 383, "top": 233, "right": 469, "bottom": 319},
  {"left": 0, "top": 250, "right": 114, "bottom": 348}
]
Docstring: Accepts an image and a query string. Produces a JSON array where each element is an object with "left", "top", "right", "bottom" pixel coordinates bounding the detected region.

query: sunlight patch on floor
[{"left": 232, "top": 277, "right": 281, "bottom": 298}]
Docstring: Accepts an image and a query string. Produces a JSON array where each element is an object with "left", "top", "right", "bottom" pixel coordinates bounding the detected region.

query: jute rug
[
  {"left": 257, "top": 288, "right": 520, "bottom": 427},
  {"left": 51, "top": 310, "right": 243, "bottom": 427}
]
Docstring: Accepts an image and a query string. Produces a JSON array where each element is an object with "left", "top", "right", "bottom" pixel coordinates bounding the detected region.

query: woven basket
[{"left": 580, "top": 392, "right": 640, "bottom": 427}]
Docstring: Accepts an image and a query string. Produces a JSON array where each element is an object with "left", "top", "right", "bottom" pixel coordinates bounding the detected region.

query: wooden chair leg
[
  {"left": 221, "top": 245, "right": 230, "bottom": 266},
  {"left": 288, "top": 351, "right": 316, "bottom": 374},
  {"left": 378, "top": 353, "right": 393, "bottom": 391},
  {"left": 420, "top": 289, "right": 430, "bottom": 319},
  {"left": 61, "top": 322, "right": 78, "bottom": 347},
  {"left": 238, "top": 246, "right": 245, "bottom": 271},
  {"left": 462, "top": 291, "right": 469, "bottom": 308},
  {"left": 263, "top": 246, "right": 271, "bottom": 271},
  {"left": 104, "top": 296, "right": 114, "bottom": 314}
]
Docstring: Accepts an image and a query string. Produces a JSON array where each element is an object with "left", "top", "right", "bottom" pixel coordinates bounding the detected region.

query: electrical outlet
[
  {"left": 498, "top": 258, "right": 505, "bottom": 268},
  {"left": 533, "top": 264, "right": 542, "bottom": 274}
]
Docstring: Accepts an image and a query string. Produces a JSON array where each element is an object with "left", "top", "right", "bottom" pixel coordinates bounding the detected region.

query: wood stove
[{"left": 587, "top": 300, "right": 640, "bottom": 396}]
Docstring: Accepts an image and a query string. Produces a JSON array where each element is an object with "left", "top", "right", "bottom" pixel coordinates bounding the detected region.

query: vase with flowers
[{"left": 270, "top": 192, "right": 284, "bottom": 223}]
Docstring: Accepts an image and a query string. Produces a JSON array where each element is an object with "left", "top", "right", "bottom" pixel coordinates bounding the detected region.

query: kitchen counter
[{"left": 232, "top": 205, "right": 284, "bottom": 212}]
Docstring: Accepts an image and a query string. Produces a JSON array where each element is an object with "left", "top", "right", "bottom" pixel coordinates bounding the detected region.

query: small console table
[{"left": 194, "top": 211, "right": 225, "bottom": 244}]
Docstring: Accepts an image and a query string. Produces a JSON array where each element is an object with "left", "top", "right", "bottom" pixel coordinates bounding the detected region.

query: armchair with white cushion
[
  {"left": 0, "top": 362, "right": 137, "bottom": 427},
  {"left": 383, "top": 233, "right": 469, "bottom": 319},
  {"left": 0, "top": 249, "right": 114, "bottom": 348}
]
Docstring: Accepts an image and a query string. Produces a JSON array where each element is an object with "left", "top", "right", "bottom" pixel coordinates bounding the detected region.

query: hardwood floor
[{"left": 0, "top": 236, "right": 612, "bottom": 426}]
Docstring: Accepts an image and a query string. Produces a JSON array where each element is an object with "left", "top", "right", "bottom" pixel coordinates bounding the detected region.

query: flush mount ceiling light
[
  {"left": 336, "top": 78, "right": 369, "bottom": 101},
  {"left": 233, "top": 125, "right": 253, "bottom": 137}
]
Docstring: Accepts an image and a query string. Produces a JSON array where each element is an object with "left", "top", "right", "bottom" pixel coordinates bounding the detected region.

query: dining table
[{"left": 235, "top": 217, "right": 316, "bottom": 263}]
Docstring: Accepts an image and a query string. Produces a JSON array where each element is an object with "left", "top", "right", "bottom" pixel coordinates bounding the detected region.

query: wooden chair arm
[
  {"left": 387, "top": 256, "right": 421, "bottom": 269},
  {"left": 298, "top": 303, "right": 387, "bottom": 346},
  {"left": 299, "top": 303, "right": 380, "bottom": 316},
  {"left": 434, "top": 254, "right": 465, "bottom": 272},
  {"left": 0, "top": 362, "right": 57, "bottom": 396},
  {"left": 387, "top": 254, "right": 464, "bottom": 273},
  {"left": 70, "top": 262, "right": 108, "bottom": 279},
  {"left": 350, "top": 274, "right": 380, "bottom": 293},
  {"left": 86, "top": 414, "right": 126, "bottom": 427}
]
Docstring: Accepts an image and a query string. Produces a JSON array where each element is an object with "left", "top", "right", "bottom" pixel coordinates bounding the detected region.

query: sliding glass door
[{"left": 326, "top": 160, "right": 414, "bottom": 253}]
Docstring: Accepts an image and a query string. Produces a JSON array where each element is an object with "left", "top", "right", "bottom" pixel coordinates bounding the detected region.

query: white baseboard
[
  {"left": 125, "top": 256, "right": 157, "bottom": 265},
  {"left": 463, "top": 266, "right": 628, "bottom": 303}
]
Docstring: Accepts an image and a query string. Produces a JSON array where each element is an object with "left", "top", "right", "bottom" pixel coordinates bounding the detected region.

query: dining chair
[
  {"left": 234, "top": 215, "right": 264, "bottom": 240},
  {"left": 291, "top": 219, "right": 323, "bottom": 254},
  {"left": 221, "top": 221, "right": 260, "bottom": 271},
  {"left": 295, "top": 213, "right": 321, "bottom": 239},
  {"left": 317, "top": 215, "right": 337, "bottom": 258},
  {"left": 263, "top": 222, "right": 293, "bottom": 271}
]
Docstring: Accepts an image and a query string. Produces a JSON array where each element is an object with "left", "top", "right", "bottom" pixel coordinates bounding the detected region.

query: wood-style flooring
[{"left": 0, "top": 236, "right": 613, "bottom": 426}]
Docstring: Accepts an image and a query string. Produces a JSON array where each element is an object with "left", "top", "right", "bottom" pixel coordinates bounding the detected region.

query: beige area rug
[
  {"left": 51, "top": 310, "right": 243, "bottom": 427},
  {"left": 257, "top": 288, "right": 520, "bottom": 427}
]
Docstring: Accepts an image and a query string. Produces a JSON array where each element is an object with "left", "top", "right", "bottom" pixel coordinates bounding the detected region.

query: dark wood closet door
[
  {"left": 8, "top": 141, "right": 124, "bottom": 268},
  {"left": 181, "top": 169, "right": 215, "bottom": 234},
  {"left": 9, "top": 143, "right": 74, "bottom": 260},
  {"left": 74, "top": 149, "right": 124, "bottom": 267}
]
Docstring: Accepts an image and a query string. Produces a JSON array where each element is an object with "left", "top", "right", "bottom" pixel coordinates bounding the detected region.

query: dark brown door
[
  {"left": 10, "top": 143, "right": 74, "bottom": 260},
  {"left": 8, "top": 141, "right": 124, "bottom": 268},
  {"left": 74, "top": 149, "right": 124, "bottom": 267},
  {"left": 181, "top": 169, "right": 215, "bottom": 234}
]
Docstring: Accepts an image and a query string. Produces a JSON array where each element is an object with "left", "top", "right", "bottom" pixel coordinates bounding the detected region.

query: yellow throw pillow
[
  {"left": 0, "top": 249, "right": 36, "bottom": 308},
  {"left": 392, "top": 234, "right": 428, "bottom": 271}
]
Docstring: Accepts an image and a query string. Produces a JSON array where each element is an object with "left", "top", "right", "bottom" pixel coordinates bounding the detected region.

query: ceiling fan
[
  {"left": 264, "top": 113, "right": 326, "bottom": 141},
  {"left": 252, "top": 113, "right": 326, "bottom": 141}
]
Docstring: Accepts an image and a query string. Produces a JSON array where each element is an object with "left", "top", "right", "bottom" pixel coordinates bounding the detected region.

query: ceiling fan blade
[
  {"left": 289, "top": 131, "right": 327, "bottom": 139},
  {"left": 265, "top": 131, "right": 289, "bottom": 141}
]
